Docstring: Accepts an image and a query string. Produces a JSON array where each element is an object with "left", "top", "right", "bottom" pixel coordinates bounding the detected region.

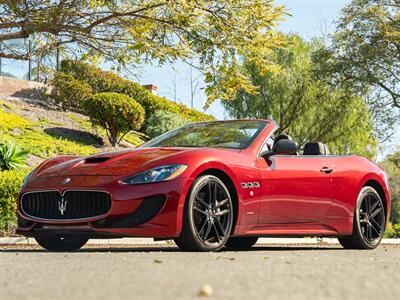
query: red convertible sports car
[{"left": 17, "top": 120, "right": 390, "bottom": 251}]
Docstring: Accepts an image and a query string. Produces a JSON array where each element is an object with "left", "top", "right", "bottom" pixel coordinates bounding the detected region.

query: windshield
[{"left": 141, "top": 120, "right": 267, "bottom": 149}]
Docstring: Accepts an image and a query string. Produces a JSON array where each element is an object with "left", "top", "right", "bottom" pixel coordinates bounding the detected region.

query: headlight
[
  {"left": 120, "top": 164, "right": 188, "bottom": 185},
  {"left": 21, "top": 170, "right": 34, "bottom": 188}
]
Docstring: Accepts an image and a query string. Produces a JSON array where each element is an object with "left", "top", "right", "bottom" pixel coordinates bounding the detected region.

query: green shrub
[
  {"left": 82, "top": 92, "right": 145, "bottom": 146},
  {"left": 60, "top": 59, "right": 215, "bottom": 127},
  {"left": 384, "top": 223, "right": 400, "bottom": 238},
  {"left": 0, "top": 140, "right": 28, "bottom": 171},
  {"left": 384, "top": 223, "right": 395, "bottom": 238},
  {"left": 0, "top": 169, "right": 27, "bottom": 232},
  {"left": 51, "top": 72, "right": 93, "bottom": 111},
  {"left": 394, "top": 224, "right": 400, "bottom": 238},
  {"left": 145, "top": 110, "right": 188, "bottom": 138}
]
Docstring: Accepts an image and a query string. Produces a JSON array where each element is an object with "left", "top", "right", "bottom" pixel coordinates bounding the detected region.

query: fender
[{"left": 358, "top": 172, "right": 391, "bottom": 224}]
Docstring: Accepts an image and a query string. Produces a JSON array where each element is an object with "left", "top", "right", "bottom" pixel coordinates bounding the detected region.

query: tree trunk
[{"left": 108, "top": 132, "right": 118, "bottom": 147}]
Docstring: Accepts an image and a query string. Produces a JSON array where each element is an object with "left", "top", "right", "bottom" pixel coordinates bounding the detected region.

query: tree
[
  {"left": 145, "top": 110, "right": 188, "bottom": 138},
  {"left": 315, "top": 0, "right": 399, "bottom": 140},
  {"left": 223, "top": 34, "right": 377, "bottom": 157},
  {"left": 51, "top": 72, "right": 93, "bottom": 111},
  {"left": 0, "top": 0, "right": 286, "bottom": 105},
  {"left": 81, "top": 92, "right": 145, "bottom": 146},
  {"left": 381, "top": 151, "right": 400, "bottom": 224}
]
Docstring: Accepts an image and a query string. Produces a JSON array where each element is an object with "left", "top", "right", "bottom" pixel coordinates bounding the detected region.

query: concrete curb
[{"left": 1, "top": 237, "right": 399, "bottom": 246}]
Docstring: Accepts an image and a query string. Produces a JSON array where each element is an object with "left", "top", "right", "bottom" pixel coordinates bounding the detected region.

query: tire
[
  {"left": 338, "top": 186, "right": 386, "bottom": 250},
  {"left": 225, "top": 237, "right": 258, "bottom": 250},
  {"left": 175, "top": 175, "right": 234, "bottom": 252},
  {"left": 35, "top": 235, "right": 88, "bottom": 252}
]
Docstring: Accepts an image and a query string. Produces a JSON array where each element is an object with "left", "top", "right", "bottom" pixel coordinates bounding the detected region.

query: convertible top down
[{"left": 17, "top": 119, "right": 390, "bottom": 251}]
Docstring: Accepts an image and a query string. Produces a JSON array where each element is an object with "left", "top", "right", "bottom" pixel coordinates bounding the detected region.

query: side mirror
[{"left": 261, "top": 139, "right": 298, "bottom": 157}]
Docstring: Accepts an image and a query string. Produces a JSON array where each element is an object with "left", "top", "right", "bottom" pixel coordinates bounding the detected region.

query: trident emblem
[{"left": 58, "top": 197, "right": 67, "bottom": 215}]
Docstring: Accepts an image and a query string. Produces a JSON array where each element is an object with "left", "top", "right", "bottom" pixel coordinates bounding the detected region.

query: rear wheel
[
  {"left": 225, "top": 237, "right": 258, "bottom": 250},
  {"left": 175, "top": 175, "right": 234, "bottom": 252},
  {"left": 338, "top": 186, "right": 386, "bottom": 249},
  {"left": 35, "top": 235, "right": 88, "bottom": 252}
]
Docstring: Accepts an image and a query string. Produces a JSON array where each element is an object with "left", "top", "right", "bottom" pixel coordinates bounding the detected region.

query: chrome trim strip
[{"left": 20, "top": 189, "right": 112, "bottom": 222}]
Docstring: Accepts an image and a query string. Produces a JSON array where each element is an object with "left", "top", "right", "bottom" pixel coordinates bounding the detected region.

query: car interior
[{"left": 271, "top": 134, "right": 330, "bottom": 156}]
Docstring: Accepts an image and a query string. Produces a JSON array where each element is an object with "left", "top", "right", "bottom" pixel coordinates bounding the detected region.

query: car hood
[{"left": 36, "top": 147, "right": 195, "bottom": 177}]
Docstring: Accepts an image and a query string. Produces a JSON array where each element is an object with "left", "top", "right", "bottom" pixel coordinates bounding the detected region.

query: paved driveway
[{"left": 1, "top": 244, "right": 399, "bottom": 300}]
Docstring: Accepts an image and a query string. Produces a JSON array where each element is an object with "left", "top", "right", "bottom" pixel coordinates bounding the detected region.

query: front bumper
[{"left": 17, "top": 176, "right": 194, "bottom": 238}]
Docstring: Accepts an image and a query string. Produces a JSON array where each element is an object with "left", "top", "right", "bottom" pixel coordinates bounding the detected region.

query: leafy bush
[
  {"left": 60, "top": 59, "right": 215, "bottom": 127},
  {"left": 0, "top": 140, "right": 28, "bottom": 171},
  {"left": 82, "top": 92, "right": 145, "bottom": 146},
  {"left": 394, "top": 224, "right": 400, "bottom": 238},
  {"left": 381, "top": 153, "right": 400, "bottom": 224},
  {"left": 0, "top": 169, "right": 27, "bottom": 232},
  {"left": 145, "top": 110, "right": 188, "bottom": 138},
  {"left": 51, "top": 72, "right": 93, "bottom": 111},
  {"left": 384, "top": 223, "right": 400, "bottom": 238}
]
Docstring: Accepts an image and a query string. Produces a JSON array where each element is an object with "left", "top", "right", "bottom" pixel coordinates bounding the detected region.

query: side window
[{"left": 259, "top": 134, "right": 275, "bottom": 155}]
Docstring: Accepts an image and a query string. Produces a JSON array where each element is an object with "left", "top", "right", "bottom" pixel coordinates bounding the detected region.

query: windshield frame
[{"left": 140, "top": 120, "right": 269, "bottom": 150}]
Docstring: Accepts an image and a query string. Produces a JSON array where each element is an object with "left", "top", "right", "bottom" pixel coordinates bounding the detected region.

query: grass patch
[
  {"left": 0, "top": 108, "right": 96, "bottom": 158},
  {"left": 124, "top": 132, "right": 146, "bottom": 146},
  {"left": 37, "top": 117, "right": 64, "bottom": 127},
  {"left": 67, "top": 113, "right": 93, "bottom": 131},
  {"left": 0, "top": 100, "right": 16, "bottom": 110}
]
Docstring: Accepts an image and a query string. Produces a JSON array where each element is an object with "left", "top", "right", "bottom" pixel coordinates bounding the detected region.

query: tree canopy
[
  {"left": 0, "top": 0, "right": 286, "bottom": 106},
  {"left": 223, "top": 34, "right": 377, "bottom": 158},
  {"left": 314, "top": 0, "right": 399, "bottom": 140}
]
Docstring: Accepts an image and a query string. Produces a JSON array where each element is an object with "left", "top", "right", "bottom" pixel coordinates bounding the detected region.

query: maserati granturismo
[{"left": 17, "top": 120, "right": 390, "bottom": 251}]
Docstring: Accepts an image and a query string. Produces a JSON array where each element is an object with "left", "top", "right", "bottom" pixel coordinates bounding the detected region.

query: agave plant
[{"left": 0, "top": 140, "right": 28, "bottom": 171}]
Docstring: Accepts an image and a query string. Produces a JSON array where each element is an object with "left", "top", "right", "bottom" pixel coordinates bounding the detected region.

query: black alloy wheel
[
  {"left": 175, "top": 175, "right": 234, "bottom": 251},
  {"left": 338, "top": 186, "right": 386, "bottom": 249}
]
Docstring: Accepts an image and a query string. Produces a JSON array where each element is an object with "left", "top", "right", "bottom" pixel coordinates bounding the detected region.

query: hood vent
[{"left": 84, "top": 157, "right": 111, "bottom": 164}]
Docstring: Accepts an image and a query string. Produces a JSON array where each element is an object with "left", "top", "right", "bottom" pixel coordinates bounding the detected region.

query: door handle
[{"left": 320, "top": 167, "right": 333, "bottom": 174}]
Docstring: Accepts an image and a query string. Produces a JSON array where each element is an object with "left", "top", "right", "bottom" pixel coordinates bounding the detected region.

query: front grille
[{"left": 21, "top": 190, "right": 111, "bottom": 220}]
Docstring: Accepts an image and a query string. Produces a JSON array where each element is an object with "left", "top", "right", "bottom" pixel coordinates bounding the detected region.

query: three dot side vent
[{"left": 241, "top": 182, "right": 260, "bottom": 189}]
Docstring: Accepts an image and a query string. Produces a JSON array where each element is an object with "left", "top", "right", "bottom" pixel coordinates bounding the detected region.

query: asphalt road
[{"left": 1, "top": 243, "right": 399, "bottom": 300}]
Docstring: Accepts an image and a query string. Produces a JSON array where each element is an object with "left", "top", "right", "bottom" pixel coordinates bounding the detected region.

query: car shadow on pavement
[
  {"left": 223, "top": 246, "right": 343, "bottom": 252},
  {"left": 0, "top": 245, "right": 343, "bottom": 253}
]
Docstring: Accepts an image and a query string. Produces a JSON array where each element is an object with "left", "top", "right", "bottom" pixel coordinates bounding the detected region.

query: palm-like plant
[{"left": 0, "top": 141, "right": 28, "bottom": 171}]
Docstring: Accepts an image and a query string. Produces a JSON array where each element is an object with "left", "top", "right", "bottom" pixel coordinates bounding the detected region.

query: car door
[{"left": 256, "top": 155, "right": 334, "bottom": 224}]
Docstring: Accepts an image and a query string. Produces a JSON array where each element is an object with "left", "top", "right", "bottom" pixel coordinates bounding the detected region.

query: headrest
[
  {"left": 273, "top": 139, "right": 298, "bottom": 155},
  {"left": 303, "top": 142, "right": 330, "bottom": 155},
  {"left": 273, "top": 134, "right": 291, "bottom": 145}
]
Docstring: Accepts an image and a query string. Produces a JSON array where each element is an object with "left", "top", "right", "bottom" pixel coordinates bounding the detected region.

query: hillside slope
[{"left": 0, "top": 96, "right": 146, "bottom": 167}]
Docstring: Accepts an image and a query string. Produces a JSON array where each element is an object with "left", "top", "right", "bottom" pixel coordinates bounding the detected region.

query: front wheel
[
  {"left": 338, "top": 186, "right": 386, "bottom": 249},
  {"left": 35, "top": 235, "right": 89, "bottom": 252},
  {"left": 175, "top": 175, "right": 234, "bottom": 252}
]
